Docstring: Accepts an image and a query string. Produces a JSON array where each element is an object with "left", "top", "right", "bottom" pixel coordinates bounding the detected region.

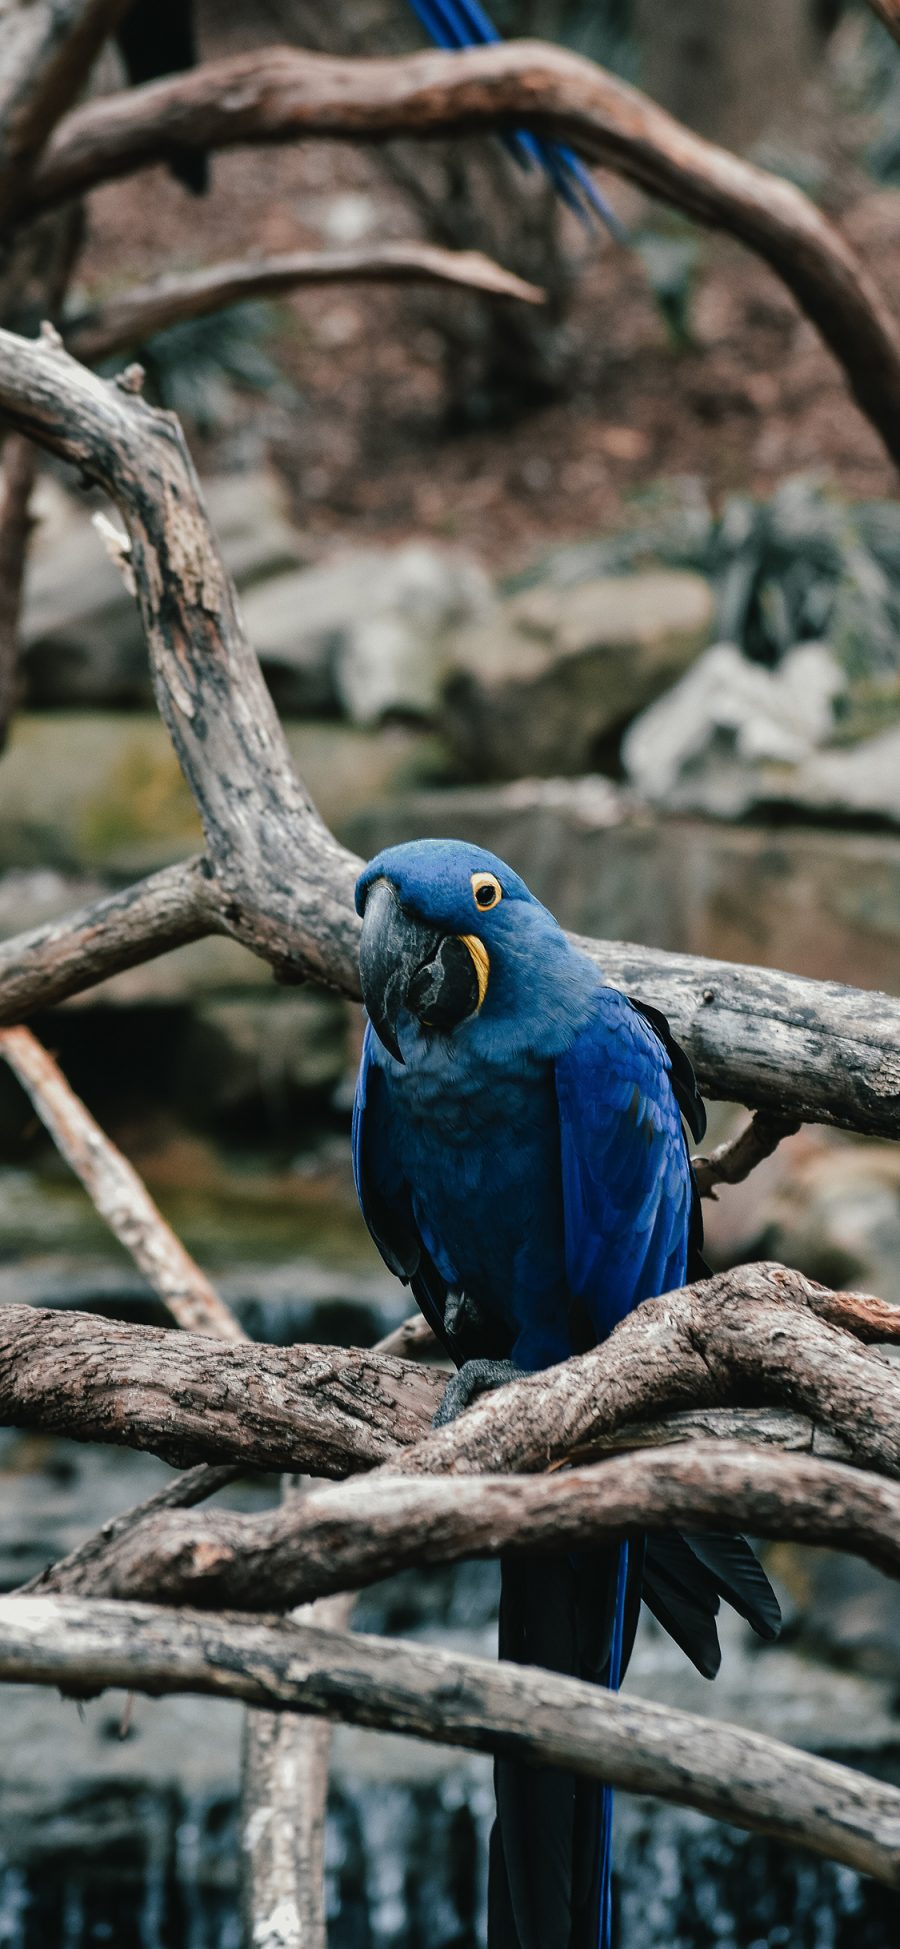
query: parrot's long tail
[
  {"left": 488, "top": 1542, "right": 641, "bottom": 1949},
  {"left": 487, "top": 1532, "right": 779, "bottom": 1948},
  {"left": 597, "top": 1541, "right": 630, "bottom": 1949}
]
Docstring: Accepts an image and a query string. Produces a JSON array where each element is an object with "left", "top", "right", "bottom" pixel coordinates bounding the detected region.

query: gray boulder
[
  {"left": 441, "top": 570, "right": 713, "bottom": 778},
  {"left": 241, "top": 541, "right": 492, "bottom": 720},
  {"left": 623, "top": 640, "right": 900, "bottom": 826}
]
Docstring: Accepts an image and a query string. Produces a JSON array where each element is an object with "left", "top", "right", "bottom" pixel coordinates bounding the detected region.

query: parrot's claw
[{"left": 432, "top": 1357, "right": 519, "bottom": 1428}]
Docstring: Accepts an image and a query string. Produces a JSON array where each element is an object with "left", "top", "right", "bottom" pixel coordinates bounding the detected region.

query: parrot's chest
[{"left": 380, "top": 1048, "right": 571, "bottom": 1356}]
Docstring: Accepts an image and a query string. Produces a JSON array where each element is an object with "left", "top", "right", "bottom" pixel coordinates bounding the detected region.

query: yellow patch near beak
[{"left": 457, "top": 934, "right": 490, "bottom": 1010}]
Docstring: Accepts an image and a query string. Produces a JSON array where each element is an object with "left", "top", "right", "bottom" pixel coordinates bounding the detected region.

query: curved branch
[
  {"left": 65, "top": 243, "right": 543, "bottom": 365},
  {"left": 692, "top": 1111, "right": 801, "bottom": 1199},
  {"left": 0, "top": 854, "right": 218, "bottom": 1021},
  {"left": 0, "top": 324, "right": 358, "bottom": 984},
  {"left": 3, "top": 1596, "right": 900, "bottom": 1888},
  {"left": 28, "top": 1441, "right": 900, "bottom": 1610},
  {"left": 0, "top": 0, "right": 128, "bottom": 228},
  {"left": 23, "top": 41, "right": 900, "bottom": 468},
  {"left": 3, "top": 1264, "right": 900, "bottom": 1482},
  {"left": 0, "top": 327, "right": 896, "bottom": 1136}
]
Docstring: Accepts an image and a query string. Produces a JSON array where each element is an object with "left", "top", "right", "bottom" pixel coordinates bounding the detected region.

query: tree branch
[
  {"left": 0, "top": 1025, "right": 243, "bottom": 1340},
  {"left": 2, "top": 1596, "right": 900, "bottom": 1888},
  {"left": 0, "top": 328, "right": 896, "bottom": 1140},
  {"left": 23, "top": 1440, "right": 900, "bottom": 1610},
  {"left": 0, "top": 0, "right": 128, "bottom": 231},
  {"left": 22, "top": 41, "right": 900, "bottom": 469},
  {"left": 65, "top": 243, "right": 543, "bottom": 364},
  {"left": 0, "top": 855, "right": 219, "bottom": 1021},
  {"left": 2, "top": 1264, "right": 899, "bottom": 1481},
  {"left": 692, "top": 1111, "right": 801, "bottom": 1200},
  {"left": 0, "top": 1301, "right": 446, "bottom": 1473}
]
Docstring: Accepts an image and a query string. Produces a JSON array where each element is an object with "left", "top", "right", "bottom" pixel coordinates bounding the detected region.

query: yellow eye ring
[{"left": 471, "top": 871, "right": 502, "bottom": 912}]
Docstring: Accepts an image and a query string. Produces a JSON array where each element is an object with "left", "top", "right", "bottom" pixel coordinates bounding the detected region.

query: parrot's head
[{"left": 355, "top": 839, "right": 591, "bottom": 1064}]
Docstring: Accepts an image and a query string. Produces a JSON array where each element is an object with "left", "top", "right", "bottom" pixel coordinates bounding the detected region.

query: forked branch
[
  {"left": 22, "top": 41, "right": 900, "bottom": 468},
  {"left": 0, "top": 326, "right": 896, "bottom": 1142},
  {"left": 4, "top": 1263, "right": 900, "bottom": 1483}
]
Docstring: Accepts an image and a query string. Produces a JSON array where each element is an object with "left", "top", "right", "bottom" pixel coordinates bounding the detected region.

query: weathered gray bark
[
  {"left": 22, "top": 1440, "right": 900, "bottom": 1612},
  {"left": 3, "top": 1596, "right": 900, "bottom": 1889}
]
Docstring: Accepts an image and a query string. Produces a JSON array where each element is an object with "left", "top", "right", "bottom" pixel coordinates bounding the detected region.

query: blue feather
[
  {"left": 403, "top": 0, "right": 623, "bottom": 233},
  {"left": 351, "top": 839, "right": 776, "bottom": 1949}
]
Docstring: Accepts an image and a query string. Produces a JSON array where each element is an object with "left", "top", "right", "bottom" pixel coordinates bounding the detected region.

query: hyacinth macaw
[
  {"left": 352, "top": 839, "right": 780, "bottom": 1949},
  {"left": 404, "top": 0, "right": 622, "bottom": 233}
]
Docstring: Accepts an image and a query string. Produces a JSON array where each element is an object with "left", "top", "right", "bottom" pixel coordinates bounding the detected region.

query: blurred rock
[
  {"left": 784, "top": 722, "right": 900, "bottom": 825},
  {"left": 174, "top": 989, "right": 349, "bottom": 1126},
  {"left": 622, "top": 640, "right": 845, "bottom": 814},
  {"left": 240, "top": 541, "right": 491, "bottom": 721},
  {"left": 22, "top": 469, "right": 309, "bottom": 708},
  {"left": 442, "top": 570, "right": 713, "bottom": 778}
]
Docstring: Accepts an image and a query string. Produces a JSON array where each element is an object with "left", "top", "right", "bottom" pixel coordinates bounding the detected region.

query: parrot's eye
[{"left": 471, "top": 872, "right": 502, "bottom": 911}]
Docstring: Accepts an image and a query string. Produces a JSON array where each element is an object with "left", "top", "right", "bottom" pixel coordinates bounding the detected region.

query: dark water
[{"left": 2, "top": 1771, "right": 899, "bottom": 1949}]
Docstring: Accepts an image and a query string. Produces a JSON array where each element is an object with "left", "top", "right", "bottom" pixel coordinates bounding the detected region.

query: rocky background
[{"left": 3, "top": 0, "right": 900, "bottom": 1944}]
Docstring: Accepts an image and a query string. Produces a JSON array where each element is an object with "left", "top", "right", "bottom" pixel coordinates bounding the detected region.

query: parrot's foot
[{"left": 432, "top": 1358, "right": 519, "bottom": 1428}]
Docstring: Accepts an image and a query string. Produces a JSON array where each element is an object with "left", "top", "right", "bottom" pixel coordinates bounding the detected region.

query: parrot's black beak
[{"left": 358, "top": 877, "right": 481, "bottom": 1064}]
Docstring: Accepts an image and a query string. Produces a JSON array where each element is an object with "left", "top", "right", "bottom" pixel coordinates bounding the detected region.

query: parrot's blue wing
[
  {"left": 554, "top": 992, "right": 696, "bottom": 1949},
  {"left": 403, "top": 0, "right": 623, "bottom": 233},
  {"left": 555, "top": 989, "right": 694, "bottom": 1341}
]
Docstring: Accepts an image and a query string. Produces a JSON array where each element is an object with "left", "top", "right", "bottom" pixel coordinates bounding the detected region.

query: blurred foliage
[
  {"left": 831, "top": 2, "right": 900, "bottom": 182},
  {"left": 510, "top": 475, "right": 900, "bottom": 688},
  {"left": 634, "top": 227, "right": 700, "bottom": 347},
  {"left": 105, "top": 303, "right": 292, "bottom": 433}
]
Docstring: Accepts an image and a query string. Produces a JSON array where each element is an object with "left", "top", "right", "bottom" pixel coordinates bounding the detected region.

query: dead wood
[
  {"left": 3, "top": 1595, "right": 900, "bottom": 1888},
  {"left": 3, "top": 1264, "right": 899, "bottom": 1486},
  {"left": 25, "top": 1440, "right": 900, "bottom": 1610},
  {"left": 22, "top": 42, "right": 900, "bottom": 469},
  {"left": 65, "top": 242, "right": 543, "bottom": 364}
]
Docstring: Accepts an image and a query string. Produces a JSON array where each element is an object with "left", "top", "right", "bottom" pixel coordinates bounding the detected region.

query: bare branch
[
  {"left": 240, "top": 1477, "right": 354, "bottom": 1949},
  {"left": 0, "top": 1026, "right": 243, "bottom": 1340},
  {"left": 0, "top": 323, "right": 357, "bottom": 986},
  {"left": 0, "top": 855, "right": 218, "bottom": 1022},
  {"left": 0, "top": 0, "right": 129, "bottom": 229},
  {"left": 0, "top": 1302, "right": 446, "bottom": 1473},
  {"left": 26, "top": 1440, "right": 900, "bottom": 1611},
  {"left": 0, "top": 329, "right": 896, "bottom": 1140},
  {"left": 65, "top": 243, "right": 543, "bottom": 364},
  {"left": 22, "top": 41, "right": 900, "bottom": 468},
  {"left": 3, "top": 1595, "right": 900, "bottom": 1888},
  {"left": 692, "top": 1111, "right": 801, "bottom": 1200},
  {"left": 3, "top": 1263, "right": 900, "bottom": 1481}
]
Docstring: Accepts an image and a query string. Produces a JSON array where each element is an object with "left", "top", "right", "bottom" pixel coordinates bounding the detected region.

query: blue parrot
[
  {"left": 403, "top": 0, "right": 623, "bottom": 234},
  {"left": 352, "top": 839, "right": 780, "bottom": 1949}
]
